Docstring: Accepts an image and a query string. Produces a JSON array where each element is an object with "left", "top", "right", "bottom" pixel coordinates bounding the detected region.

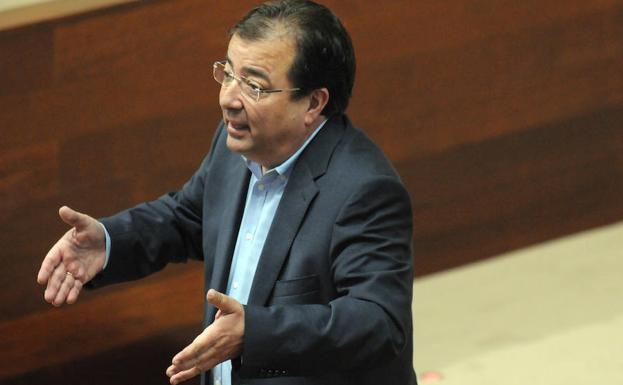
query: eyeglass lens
[{"left": 213, "top": 63, "right": 260, "bottom": 101}]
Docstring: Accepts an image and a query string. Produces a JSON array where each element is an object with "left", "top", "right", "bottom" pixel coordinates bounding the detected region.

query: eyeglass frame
[{"left": 213, "top": 60, "right": 301, "bottom": 102}]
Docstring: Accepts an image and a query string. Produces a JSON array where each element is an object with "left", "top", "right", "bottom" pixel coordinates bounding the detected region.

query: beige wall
[{"left": 0, "top": 0, "right": 134, "bottom": 31}]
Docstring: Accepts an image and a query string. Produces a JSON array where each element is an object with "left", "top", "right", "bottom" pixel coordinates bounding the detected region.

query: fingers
[
  {"left": 167, "top": 300, "right": 245, "bottom": 384},
  {"left": 54, "top": 272, "right": 74, "bottom": 306},
  {"left": 39, "top": 206, "right": 96, "bottom": 306},
  {"left": 168, "top": 344, "right": 202, "bottom": 385},
  {"left": 44, "top": 266, "right": 82, "bottom": 306},
  {"left": 58, "top": 206, "right": 90, "bottom": 231},
  {"left": 38, "top": 206, "right": 88, "bottom": 287},
  {"left": 59, "top": 206, "right": 106, "bottom": 257},
  {"left": 44, "top": 264, "right": 66, "bottom": 304},
  {"left": 37, "top": 243, "right": 61, "bottom": 285},
  {"left": 170, "top": 335, "right": 215, "bottom": 372},
  {"left": 167, "top": 365, "right": 201, "bottom": 385},
  {"left": 172, "top": 338, "right": 201, "bottom": 369},
  {"left": 206, "top": 289, "right": 241, "bottom": 315},
  {"left": 66, "top": 279, "right": 83, "bottom": 304},
  {"left": 55, "top": 272, "right": 82, "bottom": 306},
  {"left": 167, "top": 346, "right": 220, "bottom": 385}
]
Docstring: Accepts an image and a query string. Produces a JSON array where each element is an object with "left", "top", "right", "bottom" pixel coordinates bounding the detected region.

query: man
[{"left": 37, "top": 1, "right": 416, "bottom": 384}]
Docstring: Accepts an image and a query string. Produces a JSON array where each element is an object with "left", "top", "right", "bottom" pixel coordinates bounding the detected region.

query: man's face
[{"left": 220, "top": 33, "right": 313, "bottom": 169}]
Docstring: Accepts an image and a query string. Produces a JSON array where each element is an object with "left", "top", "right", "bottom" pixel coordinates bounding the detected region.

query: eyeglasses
[{"left": 213, "top": 61, "right": 300, "bottom": 102}]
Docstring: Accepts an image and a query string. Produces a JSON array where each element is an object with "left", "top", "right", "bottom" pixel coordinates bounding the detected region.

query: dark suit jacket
[{"left": 90, "top": 114, "right": 417, "bottom": 385}]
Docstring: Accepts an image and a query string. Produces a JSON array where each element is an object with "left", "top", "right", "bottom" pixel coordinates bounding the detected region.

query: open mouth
[{"left": 226, "top": 120, "right": 250, "bottom": 137}]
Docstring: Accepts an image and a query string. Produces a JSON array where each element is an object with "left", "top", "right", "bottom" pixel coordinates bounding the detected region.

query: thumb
[
  {"left": 207, "top": 289, "right": 240, "bottom": 315},
  {"left": 59, "top": 206, "right": 90, "bottom": 230}
]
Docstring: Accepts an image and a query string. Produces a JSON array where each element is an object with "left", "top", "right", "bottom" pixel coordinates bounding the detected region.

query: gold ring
[{"left": 66, "top": 271, "right": 74, "bottom": 278}]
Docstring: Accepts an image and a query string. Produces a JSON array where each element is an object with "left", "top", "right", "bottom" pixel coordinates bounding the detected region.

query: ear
[{"left": 304, "top": 88, "right": 329, "bottom": 126}]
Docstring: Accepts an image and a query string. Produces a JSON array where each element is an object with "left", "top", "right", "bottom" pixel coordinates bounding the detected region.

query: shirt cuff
[{"left": 99, "top": 222, "right": 111, "bottom": 269}]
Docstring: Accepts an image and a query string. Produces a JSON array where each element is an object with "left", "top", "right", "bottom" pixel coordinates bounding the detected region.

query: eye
[{"left": 245, "top": 79, "right": 263, "bottom": 92}]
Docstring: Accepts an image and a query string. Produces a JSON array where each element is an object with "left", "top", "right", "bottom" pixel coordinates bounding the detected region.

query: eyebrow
[{"left": 226, "top": 56, "right": 271, "bottom": 84}]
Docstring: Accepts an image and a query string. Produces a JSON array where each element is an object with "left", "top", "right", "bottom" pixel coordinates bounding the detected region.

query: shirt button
[
  {"left": 215, "top": 380, "right": 221, "bottom": 385},
  {"left": 245, "top": 232, "right": 252, "bottom": 240},
  {"left": 258, "top": 184, "right": 265, "bottom": 191},
  {"left": 233, "top": 282, "right": 239, "bottom": 289}
]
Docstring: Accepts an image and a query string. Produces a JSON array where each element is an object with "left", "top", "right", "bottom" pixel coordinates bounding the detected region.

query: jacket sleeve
[
  {"left": 238, "top": 175, "right": 413, "bottom": 377},
  {"left": 87, "top": 125, "right": 225, "bottom": 288}
]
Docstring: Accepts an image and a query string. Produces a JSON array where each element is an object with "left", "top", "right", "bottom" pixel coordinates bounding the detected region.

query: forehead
[{"left": 226, "top": 33, "right": 297, "bottom": 81}]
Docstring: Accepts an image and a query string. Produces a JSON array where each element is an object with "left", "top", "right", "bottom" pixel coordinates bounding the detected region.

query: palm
[
  {"left": 37, "top": 206, "right": 106, "bottom": 306},
  {"left": 58, "top": 226, "right": 105, "bottom": 281}
]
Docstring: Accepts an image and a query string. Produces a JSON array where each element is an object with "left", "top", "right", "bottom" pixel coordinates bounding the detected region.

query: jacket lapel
[
  {"left": 247, "top": 163, "right": 318, "bottom": 306},
  {"left": 206, "top": 156, "right": 249, "bottom": 321},
  {"left": 247, "top": 116, "right": 346, "bottom": 306}
]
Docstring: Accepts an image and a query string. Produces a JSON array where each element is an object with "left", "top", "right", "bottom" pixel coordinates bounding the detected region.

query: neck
[{"left": 258, "top": 116, "right": 327, "bottom": 175}]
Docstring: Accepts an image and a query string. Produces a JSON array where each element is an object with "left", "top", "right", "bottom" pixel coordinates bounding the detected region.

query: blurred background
[{"left": 1, "top": 0, "right": 622, "bottom": 384}]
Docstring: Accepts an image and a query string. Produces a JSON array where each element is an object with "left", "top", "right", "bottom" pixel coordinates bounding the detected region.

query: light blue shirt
[
  {"left": 101, "top": 120, "right": 326, "bottom": 385},
  {"left": 213, "top": 120, "right": 325, "bottom": 385}
]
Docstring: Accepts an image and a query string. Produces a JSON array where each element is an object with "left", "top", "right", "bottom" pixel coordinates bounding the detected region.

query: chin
[{"left": 226, "top": 135, "right": 252, "bottom": 156}]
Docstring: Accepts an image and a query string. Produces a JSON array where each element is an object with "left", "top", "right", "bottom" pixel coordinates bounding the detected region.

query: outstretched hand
[
  {"left": 37, "top": 206, "right": 106, "bottom": 306},
  {"left": 166, "top": 289, "right": 245, "bottom": 385}
]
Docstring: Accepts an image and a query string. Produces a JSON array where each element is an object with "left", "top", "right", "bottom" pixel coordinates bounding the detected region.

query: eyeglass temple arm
[{"left": 261, "top": 88, "right": 301, "bottom": 94}]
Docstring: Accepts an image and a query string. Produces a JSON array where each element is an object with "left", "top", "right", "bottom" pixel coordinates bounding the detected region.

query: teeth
[{"left": 229, "top": 122, "right": 248, "bottom": 129}]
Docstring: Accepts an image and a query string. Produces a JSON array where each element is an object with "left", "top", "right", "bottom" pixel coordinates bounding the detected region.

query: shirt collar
[{"left": 243, "top": 119, "right": 328, "bottom": 179}]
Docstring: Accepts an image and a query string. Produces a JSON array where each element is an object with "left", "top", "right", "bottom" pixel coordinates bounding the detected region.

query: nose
[{"left": 219, "top": 82, "right": 244, "bottom": 111}]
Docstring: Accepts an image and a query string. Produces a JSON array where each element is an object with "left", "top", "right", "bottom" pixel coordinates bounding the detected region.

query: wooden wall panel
[
  {"left": 0, "top": 268, "right": 204, "bottom": 379},
  {"left": 402, "top": 107, "right": 623, "bottom": 275},
  {"left": 1, "top": 0, "right": 622, "bottom": 383},
  {"left": 350, "top": 1, "right": 623, "bottom": 160},
  {"left": 0, "top": 25, "right": 54, "bottom": 95}
]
